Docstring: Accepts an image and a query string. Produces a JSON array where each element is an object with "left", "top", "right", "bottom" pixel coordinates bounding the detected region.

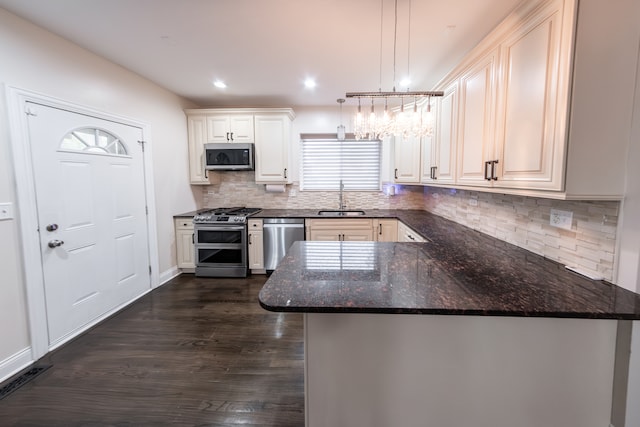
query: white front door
[{"left": 26, "top": 101, "right": 151, "bottom": 347}]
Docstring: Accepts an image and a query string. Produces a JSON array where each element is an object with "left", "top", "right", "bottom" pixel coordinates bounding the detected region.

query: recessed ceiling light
[
  {"left": 213, "top": 80, "right": 227, "bottom": 89},
  {"left": 400, "top": 77, "right": 411, "bottom": 88},
  {"left": 304, "top": 78, "right": 317, "bottom": 89}
]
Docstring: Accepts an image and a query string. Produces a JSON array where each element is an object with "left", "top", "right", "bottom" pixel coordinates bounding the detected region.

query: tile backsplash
[
  {"left": 420, "top": 187, "right": 618, "bottom": 282},
  {"left": 202, "top": 172, "right": 425, "bottom": 210},
  {"left": 201, "top": 172, "right": 619, "bottom": 281}
]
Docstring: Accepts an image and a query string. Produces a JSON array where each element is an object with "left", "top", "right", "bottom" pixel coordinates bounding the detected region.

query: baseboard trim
[
  {"left": 159, "top": 266, "right": 181, "bottom": 287},
  {"left": 0, "top": 347, "right": 33, "bottom": 384}
]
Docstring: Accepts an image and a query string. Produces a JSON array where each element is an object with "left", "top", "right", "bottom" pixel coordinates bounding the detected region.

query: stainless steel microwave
[{"left": 204, "top": 143, "right": 254, "bottom": 171}]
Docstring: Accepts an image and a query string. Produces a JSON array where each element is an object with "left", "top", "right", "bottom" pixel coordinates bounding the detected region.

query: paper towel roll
[{"left": 265, "top": 184, "right": 286, "bottom": 193}]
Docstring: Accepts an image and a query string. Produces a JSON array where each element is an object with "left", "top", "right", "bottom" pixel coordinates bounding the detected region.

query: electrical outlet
[
  {"left": 0, "top": 202, "right": 14, "bottom": 220},
  {"left": 550, "top": 208, "right": 573, "bottom": 230},
  {"left": 468, "top": 197, "right": 478, "bottom": 207}
]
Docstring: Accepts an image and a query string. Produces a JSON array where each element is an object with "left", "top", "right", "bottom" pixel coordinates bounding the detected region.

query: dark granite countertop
[
  {"left": 174, "top": 209, "right": 209, "bottom": 218},
  {"left": 254, "top": 208, "right": 400, "bottom": 219},
  {"left": 258, "top": 210, "right": 640, "bottom": 319}
]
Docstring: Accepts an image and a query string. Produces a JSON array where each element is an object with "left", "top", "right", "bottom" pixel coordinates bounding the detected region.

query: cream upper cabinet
[
  {"left": 254, "top": 112, "right": 295, "bottom": 184},
  {"left": 393, "top": 133, "right": 422, "bottom": 184},
  {"left": 206, "top": 115, "right": 254, "bottom": 143},
  {"left": 492, "top": 0, "right": 568, "bottom": 190},
  {"left": 427, "top": 0, "right": 636, "bottom": 200},
  {"left": 186, "top": 115, "right": 212, "bottom": 185},
  {"left": 185, "top": 108, "right": 295, "bottom": 186},
  {"left": 422, "top": 81, "right": 458, "bottom": 185},
  {"left": 456, "top": 48, "right": 498, "bottom": 187},
  {"left": 559, "top": 0, "right": 635, "bottom": 199}
]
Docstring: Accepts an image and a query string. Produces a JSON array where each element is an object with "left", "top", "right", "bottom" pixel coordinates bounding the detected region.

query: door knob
[
  {"left": 46, "top": 224, "right": 59, "bottom": 232},
  {"left": 48, "top": 240, "right": 64, "bottom": 248}
]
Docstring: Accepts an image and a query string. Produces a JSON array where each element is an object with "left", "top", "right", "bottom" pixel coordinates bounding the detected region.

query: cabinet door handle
[
  {"left": 192, "top": 233, "right": 194, "bottom": 244},
  {"left": 230, "top": 132, "right": 234, "bottom": 141},
  {"left": 378, "top": 224, "right": 382, "bottom": 235},
  {"left": 248, "top": 234, "right": 252, "bottom": 245},
  {"left": 204, "top": 169, "right": 208, "bottom": 179},
  {"left": 491, "top": 160, "right": 499, "bottom": 181},
  {"left": 394, "top": 168, "right": 398, "bottom": 179},
  {"left": 484, "top": 161, "right": 492, "bottom": 181},
  {"left": 226, "top": 132, "right": 230, "bottom": 141},
  {"left": 284, "top": 168, "right": 287, "bottom": 179}
]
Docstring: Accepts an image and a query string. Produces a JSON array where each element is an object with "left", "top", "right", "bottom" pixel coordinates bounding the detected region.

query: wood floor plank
[{"left": 0, "top": 274, "right": 304, "bottom": 426}]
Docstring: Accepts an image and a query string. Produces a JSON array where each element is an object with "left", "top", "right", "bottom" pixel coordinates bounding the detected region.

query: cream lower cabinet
[
  {"left": 248, "top": 219, "right": 264, "bottom": 270},
  {"left": 373, "top": 219, "right": 398, "bottom": 242},
  {"left": 175, "top": 218, "right": 195, "bottom": 270},
  {"left": 397, "top": 221, "right": 427, "bottom": 243},
  {"left": 306, "top": 219, "right": 374, "bottom": 242}
]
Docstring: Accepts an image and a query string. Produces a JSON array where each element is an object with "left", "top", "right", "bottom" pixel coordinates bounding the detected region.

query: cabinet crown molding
[{"left": 185, "top": 108, "right": 295, "bottom": 121}]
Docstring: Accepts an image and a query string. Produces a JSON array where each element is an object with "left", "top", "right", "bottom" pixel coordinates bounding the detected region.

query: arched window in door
[{"left": 60, "top": 127, "right": 128, "bottom": 156}]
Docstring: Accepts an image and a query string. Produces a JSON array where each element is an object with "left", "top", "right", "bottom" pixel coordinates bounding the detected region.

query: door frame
[{"left": 6, "top": 86, "right": 160, "bottom": 360}]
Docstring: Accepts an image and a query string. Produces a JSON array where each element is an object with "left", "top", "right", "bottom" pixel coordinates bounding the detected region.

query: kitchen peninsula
[{"left": 258, "top": 211, "right": 640, "bottom": 427}]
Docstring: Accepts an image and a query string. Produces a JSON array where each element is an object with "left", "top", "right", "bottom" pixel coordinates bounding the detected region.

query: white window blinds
[{"left": 300, "top": 138, "right": 381, "bottom": 191}]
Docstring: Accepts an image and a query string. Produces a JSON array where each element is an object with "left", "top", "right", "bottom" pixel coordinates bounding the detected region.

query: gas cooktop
[{"left": 193, "top": 207, "right": 262, "bottom": 224}]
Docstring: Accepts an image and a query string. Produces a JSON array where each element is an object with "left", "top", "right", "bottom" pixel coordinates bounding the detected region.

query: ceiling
[{"left": 0, "top": 0, "right": 522, "bottom": 108}]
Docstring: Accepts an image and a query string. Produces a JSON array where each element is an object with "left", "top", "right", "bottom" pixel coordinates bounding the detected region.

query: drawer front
[
  {"left": 248, "top": 219, "right": 263, "bottom": 228},
  {"left": 175, "top": 218, "right": 194, "bottom": 230},
  {"left": 306, "top": 219, "right": 372, "bottom": 228}
]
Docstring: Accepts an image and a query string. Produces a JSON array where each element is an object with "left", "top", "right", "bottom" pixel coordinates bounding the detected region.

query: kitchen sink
[{"left": 317, "top": 210, "right": 366, "bottom": 216}]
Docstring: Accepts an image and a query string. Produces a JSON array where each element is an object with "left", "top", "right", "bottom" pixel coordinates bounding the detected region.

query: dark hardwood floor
[{"left": 0, "top": 274, "right": 304, "bottom": 426}]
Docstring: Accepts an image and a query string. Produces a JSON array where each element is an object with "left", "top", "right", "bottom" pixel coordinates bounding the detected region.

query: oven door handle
[{"left": 195, "top": 225, "right": 246, "bottom": 231}]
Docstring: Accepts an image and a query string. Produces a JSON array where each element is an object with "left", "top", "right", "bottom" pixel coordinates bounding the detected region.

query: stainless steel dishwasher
[{"left": 263, "top": 218, "right": 305, "bottom": 271}]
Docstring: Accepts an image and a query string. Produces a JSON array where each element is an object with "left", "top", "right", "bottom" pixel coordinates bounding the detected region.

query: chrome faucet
[{"left": 339, "top": 179, "right": 346, "bottom": 210}]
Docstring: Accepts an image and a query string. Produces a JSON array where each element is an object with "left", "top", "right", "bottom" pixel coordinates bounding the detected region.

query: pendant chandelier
[{"left": 346, "top": 0, "right": 443, "bottom": 140}]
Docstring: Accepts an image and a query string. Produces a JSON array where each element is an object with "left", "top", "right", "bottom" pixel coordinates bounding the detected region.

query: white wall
[
  {"left": 0, "top": 8, "right": 197, "bottom": 375},
  {"left": 290, "top": 106, "right": 393, "bottom": 183},
  {"left": 617, "top": 24, "right": 640, "bottom": 293}
]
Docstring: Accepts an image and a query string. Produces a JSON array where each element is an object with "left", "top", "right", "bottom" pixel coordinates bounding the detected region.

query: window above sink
[{"left": 300, "top": 135, "right": 381, "bottom": 192}]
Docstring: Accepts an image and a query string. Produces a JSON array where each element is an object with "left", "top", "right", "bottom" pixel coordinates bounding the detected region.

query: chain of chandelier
[{"left": 344, "top": 0, "right": 443, "bottom": 140}]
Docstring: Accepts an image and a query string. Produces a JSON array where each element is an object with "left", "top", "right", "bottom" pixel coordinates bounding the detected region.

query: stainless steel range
[{"left": 193, "top": 207, "right": 261, "bottom": 277}]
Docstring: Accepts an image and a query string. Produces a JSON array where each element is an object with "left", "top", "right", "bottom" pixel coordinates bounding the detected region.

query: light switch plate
[
  {"left": 550, "top": 208, "right": 572, "bottom": 230},
  {"left": 0, "top": 202, "right": 14, "bottom": 220}
]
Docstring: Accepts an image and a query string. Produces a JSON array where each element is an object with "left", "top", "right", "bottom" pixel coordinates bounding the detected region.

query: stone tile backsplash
[
  {"left": 202, "top": 172, "right": 426, "bottom": 210},
  {"left": 420, "top": 187, "right": 618, "bottom": 282},
  {"left": 201, "top": 172, "right": 619, "bottom": 281}
]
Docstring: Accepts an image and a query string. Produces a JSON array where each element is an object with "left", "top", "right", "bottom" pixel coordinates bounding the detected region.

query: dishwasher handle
[{"left": 263, "top": 223, "right": 304, "bottom": 229}]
